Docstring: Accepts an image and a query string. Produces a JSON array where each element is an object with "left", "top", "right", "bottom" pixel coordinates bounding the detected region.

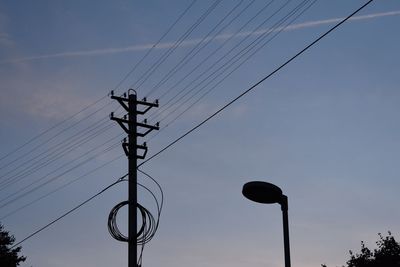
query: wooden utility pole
[{"left": 109, "top": 90, "right": 159, "bottom": 267}]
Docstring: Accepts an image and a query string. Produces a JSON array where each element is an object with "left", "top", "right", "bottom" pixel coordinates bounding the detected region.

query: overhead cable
[
  {"left": 145, "top": 0, "right": 248, "bottom": 98},
  {"left": 131, "top": 0, "right": 222, "bottom": 91},
  {"left": 10, "top": 0, "right": 374, "bottom": 252},
  {"left": 153, "top": 0, "right": 314, "bottom": 126},
  {"left": 0, "top": 154, "right": 125, "bottom": 220},
  {"left": 1, "top": 0, "right": 195, "bottom": 167},
  {"left": 0, "top": 99, "right": 115, "bottom": 171},
  {"left": 145, "top": 0, "right": 314, "bottom": 141},
  {"left": 114, "top": 0, "right": 198, "bottom": 91},
  {"left": 145, "top": 0, "right": 288, "bottom": 122},
  {"left": 10, "top": 174, "right": 128, "bottom": 249},
  {"left": 0, "top": 133, "right": 123, "bottom": 202},
  {"left": 0, "top": 141, "right": 122, "bottom": 209},
  {"left": 139, "top": 0, "right": 375, "bottom": 167},
  {"left": 152, "top": 0, "right": 317, "bottom": 133}
]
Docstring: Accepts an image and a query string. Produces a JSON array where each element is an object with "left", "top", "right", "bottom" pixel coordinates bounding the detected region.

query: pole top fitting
[{"left": 128, "top": 88, "right": 137, "bottom": 95}]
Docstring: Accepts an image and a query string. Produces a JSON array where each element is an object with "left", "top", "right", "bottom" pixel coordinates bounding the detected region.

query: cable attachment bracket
[
  {"left": 137, "top": 120, "right": 160, "bottom": 137},
  {"left": 122, "top": 138, "right": 129, "bottom": 157},
  {"left": 137, "top": 142, "right": 148, "bottom": 159}
]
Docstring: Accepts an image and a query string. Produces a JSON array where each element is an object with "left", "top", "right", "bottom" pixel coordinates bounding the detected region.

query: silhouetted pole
[
  {"left": 128, "top": 93, "right": 137, "bottom": 267},
  {"left": 281, "top": 195, "right": 291, "bottom": 267},
  {"left": 109, "top": 90, "right": 159, "bottom": 267}
]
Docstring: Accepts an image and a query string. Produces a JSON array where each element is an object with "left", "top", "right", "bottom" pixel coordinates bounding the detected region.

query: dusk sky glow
[{"left": 1, "top": 1, "right": 400, "bottom": 267}]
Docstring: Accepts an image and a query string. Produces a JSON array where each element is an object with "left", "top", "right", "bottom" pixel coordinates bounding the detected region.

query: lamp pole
[
  {"left": 242, "top": 181, "right": 291, "bottom": 267},
  {"left": 280, "top": 195, "right": 291, "bottom": 267}
]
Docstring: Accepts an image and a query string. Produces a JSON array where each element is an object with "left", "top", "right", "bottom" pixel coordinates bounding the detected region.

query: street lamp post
[{"left": 242, "top": 181, "right": 291, "bottom": 267}]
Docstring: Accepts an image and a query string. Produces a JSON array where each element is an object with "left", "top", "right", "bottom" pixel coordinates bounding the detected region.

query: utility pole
[{"left": 109, "top": 89, "right": 159, "bottom": 267}]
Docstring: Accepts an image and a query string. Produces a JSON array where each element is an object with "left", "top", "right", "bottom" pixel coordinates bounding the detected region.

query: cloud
[
  {"left": 239, "top": 10, "right": 400, "bottom": 37},
  {"left": 1, "top": 10, "right": 399, "bottom": 64},
  {"left": 23, "top": 88, "right": 97, "bottom": 120},
  {"left": 0, "top": 12, "right": 13, "bottom": 47},
  {"left": 0, "top": 67, "right": 105, "bottom": 121},
  {"left": 0, "top": 32, "right": 12, "bottom": 47},
  {"left": 0, "top": 40, "right": 199, "bottom": 64}
]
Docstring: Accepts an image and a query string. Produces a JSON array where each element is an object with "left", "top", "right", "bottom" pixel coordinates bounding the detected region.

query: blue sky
[{"left": 1, "top": 1, "right": 400, "bottom": 267}]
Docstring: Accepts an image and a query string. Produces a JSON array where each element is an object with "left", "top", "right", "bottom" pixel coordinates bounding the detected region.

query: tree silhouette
[
  {"left": 0, "top": 223, "right": 26, "bottom": 267},
  {"left": 322, "top": 232, "right": 400, "bottom": 267}
]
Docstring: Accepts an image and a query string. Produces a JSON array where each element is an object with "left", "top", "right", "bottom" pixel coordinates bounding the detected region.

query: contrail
[{"left": 2, "top": 10, "right": 399, "bottom": 64}]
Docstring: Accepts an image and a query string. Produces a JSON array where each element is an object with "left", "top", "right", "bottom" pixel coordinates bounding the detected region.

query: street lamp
[{"left": 242, "top": 181, "right": 291, "bottom": 267}]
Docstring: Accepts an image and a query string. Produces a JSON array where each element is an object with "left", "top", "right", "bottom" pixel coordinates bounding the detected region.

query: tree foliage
[
  {"left": 322, "top": 232, "right": 400, "bottom": 267},
  {"left": 0, "top": 223, "right": 26, "bottom": 267}
]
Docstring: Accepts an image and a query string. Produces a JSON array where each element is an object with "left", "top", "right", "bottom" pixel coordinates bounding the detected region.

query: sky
[{"left": 0, "top": 0, "right": 400, "bottom": 267}]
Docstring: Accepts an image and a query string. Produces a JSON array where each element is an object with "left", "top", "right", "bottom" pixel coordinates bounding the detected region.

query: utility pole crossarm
[
  {"left": 136, "top": 98, "right": 159, "bottom": 115},
  {"left": 110, "top": 115, "right": 129, "bottom": 134},
  {"left": 110, "top": 92, "right": 129, "bottom": 112},
  {"left": 136, "top": 122, "right": 160, "bottom": 137}
]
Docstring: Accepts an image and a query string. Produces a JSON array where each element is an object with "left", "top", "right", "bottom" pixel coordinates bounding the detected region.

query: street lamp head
[
  {"left": 242, "top": 181, "right": 283, "bottom": 204},
  {"left": 242, "top": 181, "right": 291, "bottom": 267}
]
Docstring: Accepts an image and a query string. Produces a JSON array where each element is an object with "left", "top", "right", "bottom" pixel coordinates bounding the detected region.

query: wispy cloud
[
  {"left": 241, "top": 10, "right": 400, "bottom": 37},
  {"left": 0, "top": 12, "right": 13, "bottom": 47},
  {"left": 1, "top": 10, "right": 399, "bottom": 64},
  {"left": 0, "top": 32, "right": 12, "bottom": 46},
  {"left": 0, "top": 64, "right": 102, "bottom": 121}
]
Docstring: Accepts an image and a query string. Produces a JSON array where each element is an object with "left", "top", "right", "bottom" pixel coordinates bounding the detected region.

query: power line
[
  {"left": 0, "top": 119, "right": 117, "bottom": 187},
  {"left": 0, "top": 110, "right": 124, "bottom": 199},
  {"left": 145, "top": 0, "right": 314, "bottom": 141},
  {"left": 0, "top": 95, "right": 109, "bottom": 165},
  {"left": 113, "top": 0, "right": 197, "bottom": 91},
  {"left": 0, "top": 154, "right": 125, "bottom": 220},
  {"left": 145, "top": 0, "right": 288, "bottom": 122},
  {"left": 0, "top": 133, "right": 123, "bottom": 205},
  {"left": 152, "top": 0, "right": 314, "bottom": 127},
  {"left": 153, "top": 0, "right": 317, "bottom": 137},
  {"left": 10, "top": 173, "right": 128, "bottom": 249},
  {"left": 139, "top": 0, "right": 374, "bottom": 167},
  {"left": 0, "top": 117, "right": 108, "bottom": 180},
  {"left": 151, "top": 0, "right": 275, "bottom": 104},
  {"left": 131, "top": 0, "right": 222, "bottom": 92},
  {"left": 3, "top": 0, "right": 279, "bottom": 197},
  {"left": 0, "top": 140, "right": 122, "bottom": 209},
  {"left": 144, "top": 0, "right": 249, "bottom": 98},
  {"left": 0, "top": 119, "right": 121, "bottom": 190},
  {"left": 0, "top": 99, "right": 116, "bottom": 171},
  {"left": 1, "top": 0, "right": 195, "bottom": 167},
  {"left": 10, "top": 0, "right": 374, "bottom": 251}
]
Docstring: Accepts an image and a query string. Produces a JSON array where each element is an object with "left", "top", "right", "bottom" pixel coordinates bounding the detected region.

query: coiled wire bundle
[
  {"left": 107, "top": 169, "right": 163, "bottom": 266},
  {"left": 107, "top": 200, "right": 128, "bottom": 242},
  {"left": 107, "top": 201, "right": 157, "bottom": 243}
]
